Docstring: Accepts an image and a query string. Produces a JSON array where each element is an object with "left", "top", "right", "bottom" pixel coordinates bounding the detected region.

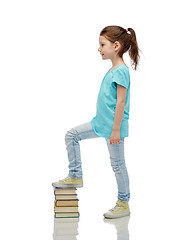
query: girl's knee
[
  {"left": 110, "top": 158, "right": 125, "bottom": 173},
  {"left": 65, "top": 128, "right": 80, "bottom": 143}
]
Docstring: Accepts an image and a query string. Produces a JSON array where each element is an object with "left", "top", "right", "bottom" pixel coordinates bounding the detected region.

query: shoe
[
  {"left": 103, "top": 199, "right": 130, "bottom": 219},
  {"left": 52, "top": 176, "right": 83, "bottom": 188}
]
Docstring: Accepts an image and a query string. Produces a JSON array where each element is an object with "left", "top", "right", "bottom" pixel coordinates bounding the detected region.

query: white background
[{"left": 0, "top": 0, "right": 185, "bottom": 239}]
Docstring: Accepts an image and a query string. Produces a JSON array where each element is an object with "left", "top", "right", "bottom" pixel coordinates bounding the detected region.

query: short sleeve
[{"left": 112, "top": 68, "right": 129, "bottom": 89}]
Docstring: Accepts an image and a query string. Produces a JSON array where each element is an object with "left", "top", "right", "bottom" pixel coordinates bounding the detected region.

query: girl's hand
[{"left": 110, "top": 130, "right": 120, "bottom": 145}]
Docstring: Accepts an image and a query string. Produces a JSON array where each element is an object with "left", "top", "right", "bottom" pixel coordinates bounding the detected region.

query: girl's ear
[{"left": 114, "top": 41, "right": 121, "bottom": 52}]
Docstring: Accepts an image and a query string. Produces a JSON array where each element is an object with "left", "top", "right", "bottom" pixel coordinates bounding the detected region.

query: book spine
[
  {"left": 54, "top": 213, "right": 80, "bottom": 218},
  {"left": 55, "top": 194, "right": 78, "bottom": 200},
  {"left": 55, "top": 200, "right": 79, "bottom": 207},
  {"left": 54, "top": 201, "right": 78, "bottom": 212}
]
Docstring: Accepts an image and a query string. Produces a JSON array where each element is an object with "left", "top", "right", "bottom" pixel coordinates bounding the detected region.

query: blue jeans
[{"left": 65, "top": 121, "right": 130, "bottom": 202}]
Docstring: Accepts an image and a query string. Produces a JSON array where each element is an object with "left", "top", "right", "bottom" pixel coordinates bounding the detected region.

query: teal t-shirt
[{"left": 91, "top": 64, "right": 130, "bottom": 138}]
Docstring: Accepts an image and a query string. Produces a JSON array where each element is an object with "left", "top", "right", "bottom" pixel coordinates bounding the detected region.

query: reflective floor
[{"left": 53, "top": 216, "right": 129, "bottom": 240}]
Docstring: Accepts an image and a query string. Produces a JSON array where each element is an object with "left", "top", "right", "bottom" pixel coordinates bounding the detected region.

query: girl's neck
[{"left": 110, "top": 57, "right": 126, "bottom": 70}]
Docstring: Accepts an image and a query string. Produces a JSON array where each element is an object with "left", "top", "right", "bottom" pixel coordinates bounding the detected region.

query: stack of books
[{"left": 53, "top": 187, "right": 79, "bottom": 218}]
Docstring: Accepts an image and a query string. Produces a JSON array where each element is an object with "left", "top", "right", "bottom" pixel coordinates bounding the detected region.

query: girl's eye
[{"left": 101, "top": 44, "right": 104, "bottom": 47}]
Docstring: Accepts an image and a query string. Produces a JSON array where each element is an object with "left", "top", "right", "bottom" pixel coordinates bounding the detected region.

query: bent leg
[{"left": 65, "top": 121, "right": 99, "bottom": 179}]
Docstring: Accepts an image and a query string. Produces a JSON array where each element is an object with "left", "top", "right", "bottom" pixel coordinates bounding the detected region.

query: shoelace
[
  {"left": 63, "top": 176, "right": 70, "bottom": 182},
  {"left": 110, "top": 204, "right": 122, "bottom": 212}
]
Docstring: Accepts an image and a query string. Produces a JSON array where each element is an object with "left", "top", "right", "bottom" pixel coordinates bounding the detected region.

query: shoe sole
[
  {"left": 52, "top": 182, "right": 83, "bottom": 188},
  {"left": 104, "top": 212, "right": 130, "bottom": 219}
]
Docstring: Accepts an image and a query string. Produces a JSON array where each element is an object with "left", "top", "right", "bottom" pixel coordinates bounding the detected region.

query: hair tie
[{"left": 126, "top": 29, "right": 128, "bottom": 33}]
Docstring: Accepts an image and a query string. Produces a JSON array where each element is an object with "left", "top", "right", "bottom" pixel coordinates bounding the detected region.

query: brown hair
[{"left": 100, "top": 25, "right": 141, "bottom": 70}]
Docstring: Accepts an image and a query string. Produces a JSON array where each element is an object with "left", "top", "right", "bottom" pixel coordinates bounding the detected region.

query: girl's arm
[{"left": 110, "top": 84, "right": 127, "bottom": 144}]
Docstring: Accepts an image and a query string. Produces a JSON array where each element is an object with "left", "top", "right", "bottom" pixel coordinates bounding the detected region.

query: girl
[{"left": 52, "top": 25, "right": 140, "bottom": 219}]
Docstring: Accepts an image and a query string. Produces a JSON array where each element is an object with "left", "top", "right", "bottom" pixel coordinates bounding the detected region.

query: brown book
[
  {"left": 54, "top": 188, "right": 76, "bottom": 195},
  {"left": 55, "top": 194, "right": 78, "bottom": 200},
  {"left": 55, "top": 200, "right": 79, "bottom": 207},
  {"left": 54, "top": 201, "right": 78, "bottom": 213}
]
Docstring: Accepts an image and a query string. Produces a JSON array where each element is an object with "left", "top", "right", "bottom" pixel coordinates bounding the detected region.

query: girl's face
[{"left": 98, "top": 35, "right": 119, "bottom": 60}]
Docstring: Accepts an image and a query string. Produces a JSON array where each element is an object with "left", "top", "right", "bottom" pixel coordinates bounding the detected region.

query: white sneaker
[
  {"left": 104, "top": 199, "right": 130, "bottom": 219},
  {"left": 52, "top": 176, "right": 83, "bottom": 188}
]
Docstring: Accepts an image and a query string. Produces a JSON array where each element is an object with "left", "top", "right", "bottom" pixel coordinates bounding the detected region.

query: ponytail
[{"left": 127, "top": 28, "right": 140, "bottom": 70}]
